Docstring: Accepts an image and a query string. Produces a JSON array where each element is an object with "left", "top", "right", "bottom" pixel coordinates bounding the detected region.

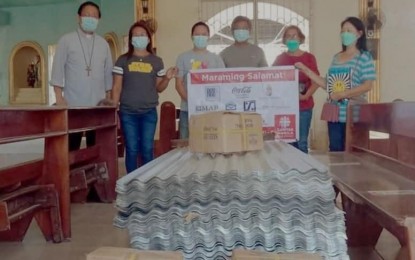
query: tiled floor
[{"left": 0, "top": 141, "right": 404, "bottom": 259}]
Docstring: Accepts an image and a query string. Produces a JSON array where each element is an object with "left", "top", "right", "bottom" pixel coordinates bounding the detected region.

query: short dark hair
[
  {"left": 191, "top": 21, "right": 210, "bottom": 36},
  {"left": 341, "top": 16, "right": 367, "bottom": 52},
  {"left": 78, "top": 1, "right": 101, "bottom": 18},
  {"left": 231, "top": 16, "right": 252, "bottom": 31}
]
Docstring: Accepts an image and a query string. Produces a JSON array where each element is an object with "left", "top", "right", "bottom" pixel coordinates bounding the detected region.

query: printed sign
[{"left": 187, "top": 67, "right": 299, "bottom": 141}]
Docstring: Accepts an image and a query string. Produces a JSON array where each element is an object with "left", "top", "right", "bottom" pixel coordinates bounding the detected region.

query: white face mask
[
  {"left": 131, "top": 36, "right": 149, "bottom": 50},
  {"left": 233, "top": 29, "right": 250, "bottom": 42},
  {"left": 80, "top": 16, "right": 99, "bottom": 32},
  {"left": 192, "top": 35, "right": 209, "bottom": 49}
]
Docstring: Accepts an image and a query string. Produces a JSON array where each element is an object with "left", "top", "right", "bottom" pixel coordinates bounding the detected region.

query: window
[{"left": 200, "top": 0, "right": 311, "bottom": 65}]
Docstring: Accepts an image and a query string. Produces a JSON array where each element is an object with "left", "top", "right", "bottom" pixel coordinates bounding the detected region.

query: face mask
[
  {"left": 131, "top": 36, "right": 149, "bottom": 50},
  {"left": 286, "top": 39, "right": 300, "bottom": 52},
  {"left": 341, "top": 32, "right": 357, "bottom": 46},
  {"left": 233, "top": 29, "right": 250, "bottom": 42},
  {"left": 192, "top": 36, "right": 209, "bottom": 49},
  {"left": 80, "top": 17, "right": 99, "bottom": 32}
]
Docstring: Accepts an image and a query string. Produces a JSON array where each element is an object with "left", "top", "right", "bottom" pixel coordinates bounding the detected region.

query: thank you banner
[{"left": 187, "top": 66, "right": 299, "bottom": 141}]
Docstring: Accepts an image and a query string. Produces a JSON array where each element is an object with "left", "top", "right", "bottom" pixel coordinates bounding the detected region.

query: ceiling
[{"left": 0, "top": 0, "right": 74, "bottom": 8}]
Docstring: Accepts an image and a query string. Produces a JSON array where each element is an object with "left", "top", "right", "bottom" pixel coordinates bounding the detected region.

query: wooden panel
[
  {"left": 43, "top": 135, "right": 70, "bottom": 238},
  {"left": 68, "top": 107, "right": 118, "bottom": 201},
  {"left": 95, "top": 130, "right": 117, "bottom": 200},
  {"left": 349, "top": 102, "right": 415, "bottom": 164},
  {"left": 0, "top": 107, "right": 66, "bottom": 141},
  {"left": 69, "top": 145, "right": 99, "bottom": 166},
  {"left": 68, "top": 107, "right": 116, "bottom": 131},
  {"left": 0, "top": 202, "right": 9, "bottom": 230},
  {"left": 154, "top": 101, "right": 178, "bottom": 157},
  {"left": 0, "top": 160, "right": 43, "bottom": 189},
  {"left": 351, "top": 102, "right": 415, "bottom": 139}
]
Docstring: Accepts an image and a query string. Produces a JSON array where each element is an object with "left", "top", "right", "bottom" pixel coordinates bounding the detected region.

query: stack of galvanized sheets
[{"left": 114, "top": 141, "right": 348, "bottom": 260}]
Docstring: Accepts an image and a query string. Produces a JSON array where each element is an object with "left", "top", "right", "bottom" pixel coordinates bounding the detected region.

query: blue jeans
[
  {"left": 179, "top": 111, "right": 189, "bottom": 139},
  {"left": 328, "top": 122, "right": 346, "bottom": 151},
  {"left": 120, "top": 108, "right": 157, "bottom": 173},
  {"left": 290, "top": 109, "right": 312, "bottom": 153}
]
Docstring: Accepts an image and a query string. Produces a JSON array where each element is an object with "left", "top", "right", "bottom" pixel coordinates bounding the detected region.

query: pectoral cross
[{"left": 86, "top": 66, "right": 91, "bottom": 76}]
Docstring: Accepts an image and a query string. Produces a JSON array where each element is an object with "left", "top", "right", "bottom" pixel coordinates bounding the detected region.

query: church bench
[
  {"left": 154, "top": 101, "right": 180, "bottom": 157},
  {"left": 67, "top": 107, "right": 118, "bottom": 203},
  {"left": 314, "top": 102, "right": 415, "bottom": 259},
  {"left": 0, "top": 107, "right": 68, "bottom": 241},
  {"left": 0, "top": 106, "right": 118, "bottom": 242}
]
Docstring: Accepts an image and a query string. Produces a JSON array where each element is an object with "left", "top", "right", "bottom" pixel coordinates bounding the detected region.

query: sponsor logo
[
  {"left": 243, "top": 100, "right": 256, "bottom": 112},
  {"left": 225, "top": 102, "right": 237, "bottom": 111},
  {"left": 274, "top": 114, "right": 296, "bottom": 140},
  {"left": 195, "top": 105, "right": 219, "bottom": 112},
  {"left": 278, "top": 116, "right": 291, "bottom": 128},
  {"left": 205, "top": 86, "right": 220, "bottom": 101},
  {"left": 232, "top": 86, "right": 251, "bottom": 98},
  {"left": 264, "top": 85, "right": 273, "bottom": 96}
]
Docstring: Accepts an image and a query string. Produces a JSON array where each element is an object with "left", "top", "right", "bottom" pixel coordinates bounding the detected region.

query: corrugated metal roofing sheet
[{"left": 114, "top": 141, "right": 348, "bottom": 260}]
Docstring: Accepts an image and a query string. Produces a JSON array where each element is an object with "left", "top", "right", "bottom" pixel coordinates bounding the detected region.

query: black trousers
[{"left": 69, "top": 130, "right": 96, "bottom": 151}]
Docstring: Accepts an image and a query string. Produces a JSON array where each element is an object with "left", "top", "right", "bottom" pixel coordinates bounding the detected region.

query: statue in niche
[{"left": 27, "top": 55, "right": 40, "bottom": 87}]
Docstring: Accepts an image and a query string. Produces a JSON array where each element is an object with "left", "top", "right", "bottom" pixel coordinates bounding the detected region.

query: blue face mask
[
  {"left": 131, "top": 36, "right": 149, "bottom": 50},
  {"left": 341, "top": 32, "right": 357, "bottom": 46},
  {"left": 192, "top": 36, "right": 209, "bottom": 49},
  {"left": 286, "top": 39, "right": 300, "bottom": 52},
  {"left": 80, "top": 17, "right": 99, "bottom": 32},
  {"left": 233, "top": 29, "right": 250, "bottom": 42}
]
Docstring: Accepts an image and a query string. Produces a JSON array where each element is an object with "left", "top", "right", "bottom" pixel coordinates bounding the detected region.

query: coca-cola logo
[
  {"left": 232, "top": 86, "right": 251, "bottom": 98},
  {"left": 232, "top": 86, "right": 251, "bottom": 94}
]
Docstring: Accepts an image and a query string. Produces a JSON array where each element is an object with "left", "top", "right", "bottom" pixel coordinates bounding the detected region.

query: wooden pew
[
  {"left": 67, "top": 107, "right": 118, "bottom": 203},
  {"left": 154, "top": 101, "right": 180, "bottom": 157},
  {"left": 313, "top": 102, "right": 415, "bottom": 259},
  {"left": 0, "top": 107, "right": 68, "bottom": 241}
]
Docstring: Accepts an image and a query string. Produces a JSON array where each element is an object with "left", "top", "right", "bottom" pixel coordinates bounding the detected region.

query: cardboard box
[
  {"left": 189, "top": 112, "right": 263, "bottom": 153},
  {"left": 232, "top": 249, "right": 323, "bottom": 260},
  {"left": 86, "top": 247, "right": 183, "bottom": 260}
]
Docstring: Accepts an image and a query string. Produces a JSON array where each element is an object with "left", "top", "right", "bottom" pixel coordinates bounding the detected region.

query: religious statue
[{"left": 27, "top": 55, "right": 40, "bottom": 87}]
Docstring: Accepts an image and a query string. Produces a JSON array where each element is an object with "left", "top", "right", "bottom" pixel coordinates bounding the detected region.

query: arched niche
[
  {"left": 9, "top": 41, "right": 47, "bottom": 104},
  {"left": 104, "top": 32, "right": 120, "bottom": 64}
]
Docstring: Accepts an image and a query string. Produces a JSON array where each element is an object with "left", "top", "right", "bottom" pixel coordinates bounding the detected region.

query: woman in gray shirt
[{"left": 112, "top": 21, "right": 177, "bottom": 173}]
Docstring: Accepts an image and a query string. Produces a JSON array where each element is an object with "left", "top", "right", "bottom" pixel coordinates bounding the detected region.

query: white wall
[
  {"left": 380, "top": 0, "right": 415, "bottom": 102},
  {"left": 155, "top": 0, "right": 199, "bottom": 107}
]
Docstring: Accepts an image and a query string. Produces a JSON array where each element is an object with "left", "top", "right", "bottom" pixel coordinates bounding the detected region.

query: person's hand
[
  {"left": 55, "top": 96, "right": 67, "bottom": 106},
  {"left": 294, "top": 62, "right": 308, "bottom": 72},
  {"left": 97, "top": 98, "right": 116, "bottom": 106},
  {"left": 299, "top": 94, "right": 308, "bottom": 101},
  {"left": 330, "top": 91, "right": 346, "bottom": 101},
  {"left": 166, "top": 66, "right": 178, "bottom": 80}
]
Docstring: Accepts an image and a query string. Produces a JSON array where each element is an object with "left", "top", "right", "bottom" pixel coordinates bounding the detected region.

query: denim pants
[
  {"left": 291, "top": 109, "right": 312, "bottom": 153},
  {"left": 328, "top": 121, "right": 346, "bottom": 152},
  {"left": 179, "top": 110, "right": 189, "bottom": 139},
  {"left": 120, "top": 108, "right": 157, "bottom": 173}
]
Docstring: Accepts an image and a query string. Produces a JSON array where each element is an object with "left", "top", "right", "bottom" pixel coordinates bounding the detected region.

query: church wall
[{"left": 0, "top": 0, "right": 135, "bottom": 105}]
